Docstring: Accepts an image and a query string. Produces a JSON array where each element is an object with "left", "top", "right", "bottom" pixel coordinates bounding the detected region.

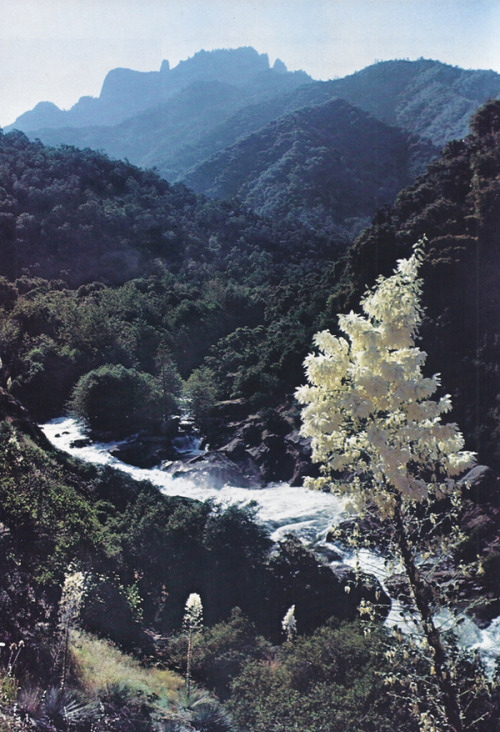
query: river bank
[{"left": 41, "top": 416, "right": 500, "bottom": 672}]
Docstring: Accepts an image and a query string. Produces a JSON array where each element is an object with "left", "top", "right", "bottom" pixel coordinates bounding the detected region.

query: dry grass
[{"left": 70, "top": 630, "right": 183, "bottom": 700}]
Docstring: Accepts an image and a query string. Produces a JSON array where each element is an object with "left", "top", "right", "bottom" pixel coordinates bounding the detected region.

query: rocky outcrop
[
  {"left": 0, "top": 387, "right": 53, "bottom": 450},
  {"left": 108, "top": 400, "right": 318, "bottom": 488},
  {"left": 162, "top": 450, "right": 261, "bottom": 488},
  {"left": 199, "top": 400, "right": 318, "bottom": 487}
]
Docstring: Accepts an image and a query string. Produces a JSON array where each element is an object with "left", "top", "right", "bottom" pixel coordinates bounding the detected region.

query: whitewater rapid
[
  {"left": 41, "top": 417, "right": 346, "bottom": 542},
  {"left": 41, "top": 417, "right": 500, "bottom": 672}
]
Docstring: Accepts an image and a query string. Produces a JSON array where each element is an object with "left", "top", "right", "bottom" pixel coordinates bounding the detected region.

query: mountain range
[
  {"left": 9, "top": 47, "right": 310, "bottom": 132},
  {"left": 182, "top": 97, "right": 436, "bottom": 236},
  {"left": 6, "top": 49, "right": 500, "bottom": 237}
]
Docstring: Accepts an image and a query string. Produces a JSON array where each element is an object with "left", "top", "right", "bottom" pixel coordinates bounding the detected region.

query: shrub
[
  {"left": 167, "top": 608, "right": 271, "bottom": 700},
  {"left": 69, "top": 363, "right": 163, "bottom": 437},
  {"left": 228, "top": 620, "right": 410, "bottom": 732}
]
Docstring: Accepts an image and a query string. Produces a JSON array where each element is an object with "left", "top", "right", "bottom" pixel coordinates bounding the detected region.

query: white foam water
[{"left": 41, "top": 417, "right": 346, "bottom": 539}]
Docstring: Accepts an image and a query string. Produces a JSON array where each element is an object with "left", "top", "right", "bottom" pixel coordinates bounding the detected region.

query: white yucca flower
[
  {"left": 183, "top": 592, "right": 203, "bottom": 633},
  {"left": 297, "top": 240, "right": 475, "bottom": 507},
  {"left": 281, "top": 604, "right": 297, "bottom": 641},
  {"left": 183, "top": 593, "right": 203, "bottom": 696},
  {"left": 59, "top": 570, "right": 88, "bottom": 630},
  {"left": 297, "top": 239, "right": 478, "bottom": 732}
]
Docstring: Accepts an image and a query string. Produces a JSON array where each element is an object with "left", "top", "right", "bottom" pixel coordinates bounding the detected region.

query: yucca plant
[
  {"left": 40, "top": 685, "right": 99, "bottom": 730},
  {"left": 177, "top": 688, "right": 234, "bottom": 732},
  {"left": 182, "top": 593, "right": 203, "bottom": 697},
  {"left": 96, "top": 681, "right": 153, "bottom": 731}
]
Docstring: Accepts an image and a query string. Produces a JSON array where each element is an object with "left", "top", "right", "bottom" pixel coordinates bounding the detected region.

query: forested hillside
[
  {"left": 183, "top": 97, "right": 436, "bottom": 236},
  {"left": 0, "top": 126, "right": 347, "bottom": 423},
  {"left": 1, "top": 103, "right": 500, "bottom": 469},
  {"left": 337, "top": 101, "right": 500, "bottom": 468},
  {"left": 1, "top": 388, "right": 397, "bottom": 729},
  {"left": 169, "top": 58, "right": 500, "bottom": 183},
  {"left": 0, "top": 128, "right": 337, "bottom": 286},
  {"left": 319, "top": 58, "right": 500, "bottom": 147}
]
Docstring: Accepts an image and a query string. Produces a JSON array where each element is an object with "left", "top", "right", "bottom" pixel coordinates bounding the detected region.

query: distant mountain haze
[
  {"left": 169, "top": 59, "right": 500, "bottom": 181},
  {"left": 8, "top": 51, "right": 500, "bottom": 164},
  {"left": 5, "top": 48, "right": 500, "bottom": 237},
  {"left": 7, "top": 47, "right": 310, "bottom": 132}
]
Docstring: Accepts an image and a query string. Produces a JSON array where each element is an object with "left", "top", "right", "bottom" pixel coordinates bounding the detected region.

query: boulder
[
  {"left": 162, "top": 451, "right": 263, "bottom": 488},
  {"left": 460, "top": 465, "right": 500, "bottom": 507},
  {"left": 70, "top": 437, "right": 92, "bottom": 448},
  {"left": 110, "top": 439, "right": 178, "bottom": 468}
]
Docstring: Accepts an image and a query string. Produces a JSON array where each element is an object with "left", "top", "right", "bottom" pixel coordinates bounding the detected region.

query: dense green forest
[
  {"left": 0, "top": 73, "right": 499, "bottom": 728},
  {"left": 0, "top": 127, "right": 354, "bottom": 431},
  {"left": 182, "top": 97, "right": 436, "bottom": 236}
]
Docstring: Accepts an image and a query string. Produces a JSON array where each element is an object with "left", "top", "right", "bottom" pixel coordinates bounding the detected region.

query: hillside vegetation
[
  {"left": 0, "top": 400, "right": 496, "bottom": 730},
  {"left": 183, "top": 97, "right": 436, "bottom": 236},
  {"left": 0, "top": 389, "right": 403, "bottom": 730}
]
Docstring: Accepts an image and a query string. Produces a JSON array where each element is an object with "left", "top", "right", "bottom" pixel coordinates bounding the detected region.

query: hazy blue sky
[{"left": 1, "top": 0, "right": 500, "bottom": 128}]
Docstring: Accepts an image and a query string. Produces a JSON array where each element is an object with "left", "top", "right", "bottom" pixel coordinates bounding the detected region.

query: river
[{"left": 41, "top": 416, "right": 500, "bottom": 672}]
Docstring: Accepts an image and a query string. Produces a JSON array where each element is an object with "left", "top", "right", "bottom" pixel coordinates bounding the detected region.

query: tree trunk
[{"left": 394, "top": 496, "right": 463, "bottom": 732}]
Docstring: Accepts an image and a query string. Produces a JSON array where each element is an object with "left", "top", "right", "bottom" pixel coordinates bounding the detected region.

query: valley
[{"left": 0, "top": 47, "right": 499, "bottom": 731}]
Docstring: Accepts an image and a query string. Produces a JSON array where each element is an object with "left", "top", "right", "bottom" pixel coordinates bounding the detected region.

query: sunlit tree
[{"left": 296, "top": 243, "right": 478, "bottom": 732}]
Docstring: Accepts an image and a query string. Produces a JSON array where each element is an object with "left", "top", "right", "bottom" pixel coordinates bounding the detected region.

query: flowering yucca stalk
[
  {"left": 297, "top": 243, "right": 475, "bottom": 513},
  {"left": 297, "top": 242, "right": 476, "bottom": 732},
  {"left": 281, "top": 605, "right": 297, "bottom": 641},
  {"left": 57, "top": 569, "right": 88, "bottom": 692},
  {"left": 183, "top": 593, "right": 203, "bottom": 697}
]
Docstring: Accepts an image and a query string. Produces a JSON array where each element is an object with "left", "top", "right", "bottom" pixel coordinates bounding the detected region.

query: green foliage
[
  {"left": 227, "top": 618, "right": 499, "bottom": 732},
  {"left": 184, "top": 97, "right": 435, "bottom": 238},
  {"left": 338, "top": 99, "right": 500, "bottom": 469},
  {"left": 69, "top": 364, "right": 163, "bottom": 436},
  {"left": 168, "top": 608, "right": 271, "bottom": 701},
  {"left": 0, "top": 128, "right": 349, "bottom": 424},
  {"left": 202, "top": 502, "right": 270, "bottom": 565},
  {"left": 0, "top": 76, "right": 499, "bottom": 732},
  {"left": 0, "top": 422, "right": 105, "bottom": 589},
  {"left": 183, "top": 367, "right": 219, "bottom": 425},
  {"left": 228, "top": 620, "right": 408, "bottom": 732}
]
